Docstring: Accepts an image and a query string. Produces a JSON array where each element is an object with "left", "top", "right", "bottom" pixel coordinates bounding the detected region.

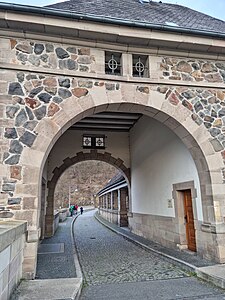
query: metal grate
[
  {"left": 105, "top": 51, "right": 122, "bottom": 75},
  {"left": 133, "top": 54, "right": 149, "bottom": 77}
]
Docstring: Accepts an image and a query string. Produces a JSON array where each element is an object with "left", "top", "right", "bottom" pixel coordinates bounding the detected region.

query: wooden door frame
[{"left": 172, "top": 181, "right": 198, "bottom": 252}]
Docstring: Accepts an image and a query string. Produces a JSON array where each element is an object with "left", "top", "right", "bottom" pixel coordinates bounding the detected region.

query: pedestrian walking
[
  {"left": 80, "top": 207, "right": 83, "bottom": 215},
  {"left": 75, "top": 204, "right": 78, "bottom": 214},
  {"left": 69, "top": 205, "right": 74, "bottom": 217}
]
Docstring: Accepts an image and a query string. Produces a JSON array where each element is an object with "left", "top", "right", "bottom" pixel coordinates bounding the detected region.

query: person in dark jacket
[{"left": 80, "top": 207, "right": 84, "bottom": 215}]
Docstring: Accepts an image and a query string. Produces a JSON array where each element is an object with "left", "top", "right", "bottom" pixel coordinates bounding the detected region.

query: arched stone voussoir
[
  {"left": 31, "top": 134, "right": 54, "bottom": 154},
  {"left": 62, "top": 157, "right": 73, "bottom": 167},
  {"left": 20, "top": 148, "right": 45, "bottom": 169},
  {"left": 135, "top": 86, "right": 150, "bottom": 106},
  {"left": 34, "top": 118, "right": 60, "bottom": 139},
  {"left": 148, "top": 88, "right": 166, "bottom": 111},
  {"left": 120, "top": 84, "right": 136, "bottom": 103},
  {"left": 89, "top": 84, "right": 109, "bottom": 106},
  {"left": 60, "top": 96, "right": 84, "bottom": 119},
  {"left": 53, "top": 151, "right": 130, "bottom": 185},
  {"left": 206, "top": 152, "right": 224, "bottom": 173},
  {"left": 51, "top": 109, "right": 72, "bottom": 129},
  {"left": 76, "top": 93, "right": 96, "bottom": 113}
]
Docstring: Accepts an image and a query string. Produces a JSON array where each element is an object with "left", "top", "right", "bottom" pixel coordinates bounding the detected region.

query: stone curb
[
  {"left": 70, "top": 208, "right": 95, "bottom": 299},
  {"left": 70, "top": 213, "right": 83, "bottom": 300}
]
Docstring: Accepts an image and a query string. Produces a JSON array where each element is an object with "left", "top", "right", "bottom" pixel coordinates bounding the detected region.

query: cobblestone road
[
  {"left": 74, "top": 210, "right": 187, "bottom": 286},
  {"left": 74, "top": 210, "right": 225, "bottom": 299}
]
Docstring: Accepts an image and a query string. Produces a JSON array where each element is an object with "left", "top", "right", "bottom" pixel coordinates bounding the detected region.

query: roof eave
[
  {"left": 1, "top": 2, "right": 225, "bottom": 39},
  {"left": 97, "top": 180, "right": 127, "bottom": 196}
]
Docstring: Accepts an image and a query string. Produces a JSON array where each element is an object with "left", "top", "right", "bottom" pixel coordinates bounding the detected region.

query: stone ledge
[
  {"left": 2, "top": 62, "right": 225, "bottom": 90},
  {"left": 196, "top": 265, "right": 225, "bottom": 289},
  {"left": 201, "top": 222, "right": 225, "bottom": 234},
  {"left": 0, "top": 220, "right": 27, "bottom": 252}
]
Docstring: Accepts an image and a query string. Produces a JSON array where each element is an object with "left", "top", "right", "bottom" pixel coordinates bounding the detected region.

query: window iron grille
[
  {"left": 105, "top": 51, "right": 122, "bottom": 75},
  {"left": 83, "top": 134, "right": 105, "bottom": 149},
  {"left": 132, "top": 55, "right": 149, "bottom": 78}
]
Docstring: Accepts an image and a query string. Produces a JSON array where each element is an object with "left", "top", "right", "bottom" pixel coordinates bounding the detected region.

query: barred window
[
  {"left": 105, "top": 51, "right": 122, "bottom": 75},
  {"left": 132, "top": 55, "right": 149, "bottom": 77},
  {"left": 82, "top": 134, "right": 105, "bottom": 149}
]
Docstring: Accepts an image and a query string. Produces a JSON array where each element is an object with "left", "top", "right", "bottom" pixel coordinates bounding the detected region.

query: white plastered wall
[
  {"left": 47, "top": 129, "right": 130, "bottom": 179},
  {"left": 130, "top": 116, "right": 203, "bottom": 221}
]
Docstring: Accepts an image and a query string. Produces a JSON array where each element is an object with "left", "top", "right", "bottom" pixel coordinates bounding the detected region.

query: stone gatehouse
[{"left": 1, "top": 0, "right": 225, "bottom": 279}]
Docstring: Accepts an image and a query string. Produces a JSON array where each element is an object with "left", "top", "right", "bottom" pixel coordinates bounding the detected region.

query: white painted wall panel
[
  {"left": 130, "top": 116, "right": 203, "bottom": 220},
  {"left": 47, "top": 130, "right": 130, "bottom": 179}
]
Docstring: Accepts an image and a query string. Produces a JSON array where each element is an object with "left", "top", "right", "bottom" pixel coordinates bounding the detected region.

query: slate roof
[
  {"left": 97, "top": 173, "right": 126, "bottom": 195},
  {"left": 46, "top": 0, "right": 225, "bottom": 34}
]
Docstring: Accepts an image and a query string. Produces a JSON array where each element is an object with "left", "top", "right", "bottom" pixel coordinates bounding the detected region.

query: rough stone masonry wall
[
  {"left": 3, "top": 38, "right": 98, "bottom": 73},
  {"left": 160, "top": 57, "right": 225, "bottom": 84},
  {"left": 0, "top": 37, "right": 225, "bottom": 217},
  {"left": 0, "top": 36, "right": 225, "bottom": 263}
]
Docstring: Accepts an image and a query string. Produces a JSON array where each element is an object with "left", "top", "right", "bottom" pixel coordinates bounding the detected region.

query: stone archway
[
  {"left": 2, "top": 73, "right": 225, "bottom": 276},
  {"left": 45, "top": 150, "right": 130, "bottom": 237}
]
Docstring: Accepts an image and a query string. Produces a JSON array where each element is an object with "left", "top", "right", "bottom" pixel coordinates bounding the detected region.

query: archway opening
[
  {"left": 54, "top": 160, "right": 118, "bottom": 209},
  {"left": 34, "top": 97, "right": 222, "bottom": 270}
]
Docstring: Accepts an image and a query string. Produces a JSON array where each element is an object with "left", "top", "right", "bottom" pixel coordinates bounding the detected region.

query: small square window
[
  {"left": 132, "top": 55, "right": 149, "bottom": 78},
  {"left": 96, "top": 137, "right": 104, "bottom": 148},
  {"left": 105, "top": 51, "right": 122, "bottom": 75},
  {"left": 83, "top": 136, "right": 92, "bottom": 147},
  {"left": 83, "top": 135, "right": 105, "bottom": 149}
]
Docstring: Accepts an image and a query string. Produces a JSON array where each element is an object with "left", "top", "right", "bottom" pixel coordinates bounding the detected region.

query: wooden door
[{"left": 183, "top": 190, "right": 196, "bottom": 252}]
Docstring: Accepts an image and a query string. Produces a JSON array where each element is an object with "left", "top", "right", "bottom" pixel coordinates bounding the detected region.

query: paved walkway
[
  {"left": 11, "top": 210, "right": 225, "bottom": 299},
  {"left": 36, "top": 217, "right": 76, "bottom": 279},
  {"left": 11, "top": 217, "right": 82, "bottom": 300},
  {"left": 74, "top": 210, "right": 225, "bottom": 300}
]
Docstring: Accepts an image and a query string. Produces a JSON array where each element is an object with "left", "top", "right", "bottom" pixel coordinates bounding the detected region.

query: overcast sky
[{"left": 0, "top": 0, "right": 224, "bottom": 21}]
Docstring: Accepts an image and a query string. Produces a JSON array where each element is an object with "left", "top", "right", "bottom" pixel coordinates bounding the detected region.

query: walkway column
[
  {"left": 108, "top": 193, "right": 111, "bottom": 209},
  {"left": 40, "top": 180, "right": 46, "bottom": 239},
  {"left": 45, "top": 187, "right": 54, "bottom": 238},
  {"left": 119, "top": 187, "right": 128, "bottom": 227},
  {"left": 113, "top": 191, "right": 118, "bottom": 210},
  {"left": 110, "top": 192, "right": 114, "bottom": 210},
  {"left": 104, "top": 195, "right": 107, "bottom": 209}
]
